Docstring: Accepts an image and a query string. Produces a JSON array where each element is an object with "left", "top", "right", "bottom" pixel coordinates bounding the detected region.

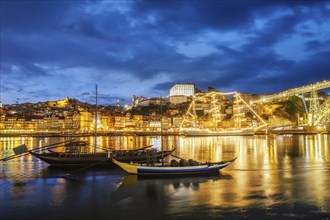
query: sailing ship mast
[
  {"left": 94, "top": 84, "right": 98, "bottom": 153},
  {"left": 160, "top": 96, "right": 164, "bottom": 166}
]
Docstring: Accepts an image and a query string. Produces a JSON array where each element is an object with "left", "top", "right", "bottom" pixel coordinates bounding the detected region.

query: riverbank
[
  {"left": 1, "top": 129, "right": 329, "bottom": 137},
  {"left": 0, "top": 131, "right": 184, "bottom": 137}
]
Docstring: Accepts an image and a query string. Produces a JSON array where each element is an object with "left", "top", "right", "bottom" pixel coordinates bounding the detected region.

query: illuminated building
[
  {"left": 170, "top": 84, "right": 195, "bottom": 97},
  {"left": 134, "top": 97, "right": 167, "bottom": 107},
  {"left": 169, "top": 84, "right": 195, "bottom": 105},
  {"left": 79, "top": 109, "right": 92, "bottom": 131},
  {"left": 169, "top": 95, "right": 191, "bottom": 105},
  {"left": 47, "top": 96, "right": 70, "bottom": 108},
  {"left": 0, "top": 80, "right": 329, "bottom": 135}
]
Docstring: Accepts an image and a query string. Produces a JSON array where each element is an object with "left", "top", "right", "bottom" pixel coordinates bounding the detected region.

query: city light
[{"left": 0, "top": 80, "right": 329, "bottom": 135}]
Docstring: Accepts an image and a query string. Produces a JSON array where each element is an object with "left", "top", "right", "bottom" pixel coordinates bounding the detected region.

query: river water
[{"left": 0, "top": 134, "right": 329, "bottom": 220}]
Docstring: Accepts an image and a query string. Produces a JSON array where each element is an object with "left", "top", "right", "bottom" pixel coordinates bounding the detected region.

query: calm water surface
[{"left": 0, "top": 135, "right": 329, "bottom": 220}]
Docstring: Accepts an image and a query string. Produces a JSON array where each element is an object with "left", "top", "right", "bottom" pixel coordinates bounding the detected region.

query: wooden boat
[
  {"left": 29, "top": 144, "right": 176, "bottom": 167},
  {"left": 112, "top": 157, "right": 237, "bottom": 176}
]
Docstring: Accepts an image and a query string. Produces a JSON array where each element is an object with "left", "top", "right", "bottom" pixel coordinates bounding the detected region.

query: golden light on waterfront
[
  {"left": 1, "top": 80, "right": 329, "bottom": 137},
  {"left": 1, "top": 1, "right": 329, "bottom": 218},
  {"left": 159, "top": 135, "right": 329, "bottom": 211},
  {"left": 0, "top": 134, "right": 329, "bottom": 219}
]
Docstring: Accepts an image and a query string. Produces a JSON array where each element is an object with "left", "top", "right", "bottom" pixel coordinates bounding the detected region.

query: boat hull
[
  {"left": 30, "top": 149, "right": 175, "bottom": 167},
  {"left": 113, "top": 157, "right": 237, "bottom": 176},
  {"left": 137, "top": 164, "right": 229, "bottom": 176}
]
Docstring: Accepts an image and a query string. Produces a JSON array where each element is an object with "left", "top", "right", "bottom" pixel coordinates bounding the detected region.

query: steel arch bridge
[{"left": 250, "top": 80, "right": 330, "bottom": 126}]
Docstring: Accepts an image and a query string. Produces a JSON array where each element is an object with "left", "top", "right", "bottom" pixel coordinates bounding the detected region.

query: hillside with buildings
[{"left": 1, "top": 81, "right": 329, "bottom": 136}]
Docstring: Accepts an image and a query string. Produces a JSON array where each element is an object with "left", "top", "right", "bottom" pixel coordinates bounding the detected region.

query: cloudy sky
[{"left": 1, "top": 0, "right": 329, "bottom": 105}]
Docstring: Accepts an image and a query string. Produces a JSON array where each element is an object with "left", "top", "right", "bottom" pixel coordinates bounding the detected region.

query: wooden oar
[
  {"left": 0, "top": 152, "right": 30, "bottom": 162},
  {"left": 0, "top": 139, "right": 76, "bottom": 162}
]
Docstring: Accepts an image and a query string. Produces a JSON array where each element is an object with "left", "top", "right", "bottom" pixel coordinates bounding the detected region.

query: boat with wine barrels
[{"left": 112, "top": 157, "right": 237, "bottom": 176}]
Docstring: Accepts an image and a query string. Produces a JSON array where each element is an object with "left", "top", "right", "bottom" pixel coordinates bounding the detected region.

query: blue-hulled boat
[{"left": 112, "top": 157, "right": 237, "bottom": 176}]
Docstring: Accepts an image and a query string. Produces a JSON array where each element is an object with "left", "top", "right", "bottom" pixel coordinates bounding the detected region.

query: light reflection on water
[{"left": 0, "top": 134, "right": 329, "bottom": 220}]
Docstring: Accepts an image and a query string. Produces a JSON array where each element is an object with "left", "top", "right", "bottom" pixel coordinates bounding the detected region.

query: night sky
[{"left": 1, "top": 0, "right": 329, "bottom": 105}]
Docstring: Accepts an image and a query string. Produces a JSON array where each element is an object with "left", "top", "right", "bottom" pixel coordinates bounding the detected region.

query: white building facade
[
  {"left": 169, "top": 84, "right": 195, "bottom": 105},
  {"left": 169, "top": 84, "right": 195, "bottom": 97}
]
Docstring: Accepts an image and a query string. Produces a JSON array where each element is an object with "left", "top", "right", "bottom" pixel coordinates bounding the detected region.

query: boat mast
[
  {"left": 160, "top": 96, "right": 164, "bottom": 166},
  {"left": 94, "top": 84, "right": 98, "bottom": 153}
]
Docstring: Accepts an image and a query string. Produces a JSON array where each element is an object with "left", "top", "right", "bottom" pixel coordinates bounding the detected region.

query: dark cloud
[
  {"left": 243, "top": 14, "right": 301, "bottom": 52},
  {"left": 0, "top": 0, "right": 329, "bottom": 104},
  {"left": 304, "top": 40, "right": 329, "bottom": 52},
  {"left": 132, "top": 0, "right": 325, "bottom": 32},
  {"left": 0, "top": 1, "right": 79, "bottom": 32},
  {"left": 292, "top": 51, "right": 330, "bottom": 81}
]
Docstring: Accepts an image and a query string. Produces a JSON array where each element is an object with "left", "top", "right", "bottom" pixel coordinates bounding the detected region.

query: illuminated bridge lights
[
  {"left": 180, "top": 80, "right": 330, "bottom": 131},
  {"left": 251, "top": 80, "right": 330, "bottom": 104},
  {"left": 180, "top": 91, "right": 267, "bottom": 131},
  {"left": 249, "top": 80, "right": 330, "bottom": 127}
]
